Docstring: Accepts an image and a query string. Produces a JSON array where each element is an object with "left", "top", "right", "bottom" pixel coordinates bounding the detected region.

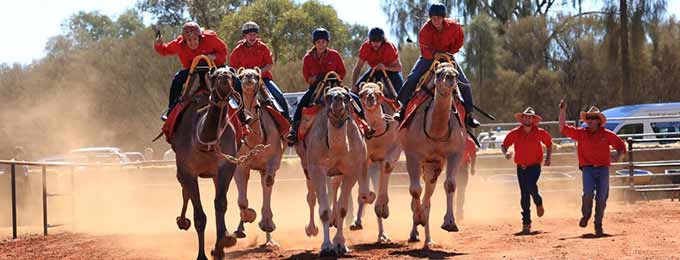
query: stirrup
[{"left": 160, "top": 108, "right": 170, "bottom": 121}]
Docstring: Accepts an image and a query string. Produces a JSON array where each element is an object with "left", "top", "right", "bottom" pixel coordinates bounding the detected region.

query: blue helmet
[
  {"left": 368, "top": 27, "right": 385, "bottom": 42},
  {"left": 428, "top": 3, "right": 447, "bottom": 17},
  {"left": 312, "top": 28, "right": 330, "bottom": 43}
]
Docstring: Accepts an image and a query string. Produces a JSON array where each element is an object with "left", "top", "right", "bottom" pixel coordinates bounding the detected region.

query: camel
[
  {"left": 169, "top": 56, "right": 241, "bottom": 260},
  {"left": 348, "top": 82, "right": 402, "bottom": 244},
  {"left": 231, "top": 67, "right": 286, "bottom": 249},
  {"left": 294, "top": 79, "right": 374, "bottom": 257},
  {"left": 399, "top": 57, "right": 467, "bottom": 249}
]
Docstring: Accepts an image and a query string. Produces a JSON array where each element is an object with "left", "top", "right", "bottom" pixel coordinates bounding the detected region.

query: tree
[
  {"left": 464, "top": 14, "right": 499, "bottom": 109},
  {"left": 137, "top": 0, "right": 252, "bottom": 29},
  {"left": 382, "top": 0, "right": 453, "bottom": 44},
  {"left": 620, "top": 0, "right": 632, "bottom": 104},
  {"left": 136, "top": 0, "right": 188, "bottom": 26},
  {"left": 62, "top": 11, "right": 115, "bottom": 47}
]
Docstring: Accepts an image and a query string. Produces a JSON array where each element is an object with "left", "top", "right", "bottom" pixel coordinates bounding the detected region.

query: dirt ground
[{"left": 1, "top": 160, "right": 680, "bottom": 259}]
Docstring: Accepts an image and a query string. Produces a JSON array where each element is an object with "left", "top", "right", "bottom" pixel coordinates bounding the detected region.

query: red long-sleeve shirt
[
  {"left": 502, "top": 126, "right": 553, "bottom": 167},
  {"left": 418, "top": 18, "right": 464, "bottom": 60},
  {"left": 561, "top": 125, "right": 627, "bottom": 167},
  {"left": 230, "top": 39, "right": 274, "bottom": 80},
  {"left": 358, "top": 40, "right": 399, "bottom": 67},
  {"left": 302, "top": 48, "right": 346, "bottom": 82},
  {"left": 154, "top": 30, "right": 228, "bottom": 68}
]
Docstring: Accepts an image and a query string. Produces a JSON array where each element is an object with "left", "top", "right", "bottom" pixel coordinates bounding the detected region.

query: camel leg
[
  {"left": 422, "top": 162, "right": 442, "bottom": 249},
  {"left": 442, "top": 153, "right": 462, "bottom": 233},
  {"left": 309, "top": 165, "right": 334, "bottom": 257},
  {"left": 234, "top": 166, "right": 254, "bottom": 239},
  {"left": 183, "top": 177, "right": 208, "bottom": 260},
  {"left": 375, "top": 161, "right": 391, "bottom": 243},
  {"left": 357, "top": 161, "right": 376, "bottom": 204},
  {"left": 259, "top": 167, "right": 278, "bottom": 249},
  {"left": 405, "top": 153, "right": 422, "bottom": 243},
  {"left": 176, "top": 187, "right": 192, "bottom": 230},
  {"left": 328, "top": 176, "right": 342, "bottom": 228},
  {"left": 304, "top": 175, "right": 319, "bottom": 237},
  {"left": 333, "top": 173, "right": 357, "bottom": 256},
  {"left": 350, "top": 163, "right": 378, "bottom": 231},
  {"left": 211, "top": 164, "right": 237, "bottom": 259}
]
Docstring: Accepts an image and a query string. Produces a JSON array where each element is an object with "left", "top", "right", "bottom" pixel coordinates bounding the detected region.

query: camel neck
[
  {"left": 427, "top": 91, "right": 453, "bottom": 138},
  {"left": 365, "top": 106, "right": 387, "bottom": 134},
  {"left": 327, "top": 118, "right": 350, "bottom": 153}
]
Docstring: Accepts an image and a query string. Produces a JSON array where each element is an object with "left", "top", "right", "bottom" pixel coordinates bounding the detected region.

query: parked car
[
  {"left": 602, "top": 102, "right": 680, "bottom": 144},
  {"left": 68, "top": 147, "right": 130, "bottom": 164},
  {"left": 123, "top": 152, "right": 145, "bottom": 162}
]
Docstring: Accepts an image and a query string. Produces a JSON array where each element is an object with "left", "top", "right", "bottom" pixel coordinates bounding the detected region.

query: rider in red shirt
[
  {"left": 230, "top": 21, "right": 290, "bottom": 120},
  {"left": 287, "top": 28, "right": 371, "bottom": 145},
  {"left": 351, "top": 27, "right": 403, "bottom": 98},
  {"left": 154, "top": 22, "right": 228, "bottom": 120},
  {"left": 395, "top": 3, "right": 479, "bottom": 128}
]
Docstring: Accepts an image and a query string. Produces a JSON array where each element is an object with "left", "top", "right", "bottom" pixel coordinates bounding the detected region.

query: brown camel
[
  {"left": 170, "top": 56, "right": 239, "bottom": 260},
  {"left": 231, "top": 68, "right": 286, "bottom": 249},
  {"left": 349, "top": 82, "right": 402, "bottom": 244},
  {"left": 294, "top": 84, "right": 373, "bottom": 257},
  {"left": 399, "top": 59, "right": 467, "bottom": 249}
]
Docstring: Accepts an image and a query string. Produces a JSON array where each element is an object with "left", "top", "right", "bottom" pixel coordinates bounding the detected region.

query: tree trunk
[{"left": 620, "top": 0, "right": 632, "bottom": 104}]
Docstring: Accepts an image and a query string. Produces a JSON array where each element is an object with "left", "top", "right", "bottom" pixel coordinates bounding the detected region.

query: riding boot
[
  {"left": 466, "top": 113, "right": 481, "bottom": 128},
  {"left": 286, "top": 121, "right": 299, "bottom": 147},
  {"left": 393, "top": 99, "right": 408, "bottom": 122}
]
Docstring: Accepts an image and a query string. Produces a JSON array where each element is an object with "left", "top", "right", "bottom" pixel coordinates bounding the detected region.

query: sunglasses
[{"left": 585, "top": 115, "right": 600, "bottom": 120}]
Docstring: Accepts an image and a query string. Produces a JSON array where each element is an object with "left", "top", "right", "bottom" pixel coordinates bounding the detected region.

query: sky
[{"left": 0, "top": 0, "right": 677, "bottom": 65}]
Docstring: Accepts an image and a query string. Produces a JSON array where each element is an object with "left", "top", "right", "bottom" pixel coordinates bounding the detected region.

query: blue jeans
[
  {"left": 397, "top": 56, "right": 474, "bottom": 113},
  {"left": 292, "top": 83, "right": 365, "bottom": 130},
  {"left": 168, "top": 69, "right": 190, "bottom": 109},
  {"left": 581, "top": 166, "right": 610, "bottom": 227},
  {"left": 355, "top": 68, "right": 404, "bottom": 99},
  {"left": 516, "top": 164, "right": 543, "bottom": 225}
]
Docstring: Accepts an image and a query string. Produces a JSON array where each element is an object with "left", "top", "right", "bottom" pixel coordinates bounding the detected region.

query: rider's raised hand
[
  {"left": 155, "top": 35, "right": 164, "bottom": 45},
  {"left": 559, "top": 98, "right": 567, "bottom": 110}
]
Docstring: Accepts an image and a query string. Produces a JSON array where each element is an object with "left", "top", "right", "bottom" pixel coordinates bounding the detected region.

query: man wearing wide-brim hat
[
  {"left": 559, "top": 99, "right": 626, "bottom": 237},
  {"left": 501, "top": 107, "right": 553, "bottom": 235}
]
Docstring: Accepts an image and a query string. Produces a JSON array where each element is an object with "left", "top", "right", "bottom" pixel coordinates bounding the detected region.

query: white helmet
[{"left": 241, "top": 21, "right": 260, "bottom": 35}]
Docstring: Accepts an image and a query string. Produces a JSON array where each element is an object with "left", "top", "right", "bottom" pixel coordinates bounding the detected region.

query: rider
[
  {"left": 287, "top": 28, "right": 372, "bottom": 145},
  {"left": 351, "top": 27, "right": 403, "bottom": 97},
  {"left": 395, "top": 3, "right": 480, "bottom": 128},
  {"left": 230, "top": 21, "right": 290, "bottom": 121},
  {"left": 154, "top": 22, "right": 228, "bottom": 121}
]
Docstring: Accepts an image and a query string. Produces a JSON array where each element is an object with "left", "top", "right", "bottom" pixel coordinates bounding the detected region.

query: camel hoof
[
  {"left": 319, "top": 248, "right": 336, "bottom": 258},
  {"left": 377, "top": 234, "right": 391, "bottom": 244},
  {"left": 376, "top": 204, "right": 390, "bottom": 219},
  {"left": 259, "top": 220, "right": 276, "bottom": 233},
  {"left": 361, "top": 192, "right": 376, "bottom": 204},
  {"left": 176, "top": 216, "right": 191, "bottom": 231},
  {"left": 349, "top": 221, "right": 363, "bottom": 231},
  {"left": 441, "top": 222, "right": 459, "bottom": 232},
  {"left": 210, "top": 249, "right": 223, "bottom": 259},
  {"left": 218, "top": 235, "right": 237, "bottom": 249},
  {"left": 305, "top": 224, "right": 319, "bottom": 237},
  {"left": 240, "top": 208, "right": 257, "bottom": 223},
  {"left": 263, "top": 240, "right": 280, "bottom": 250},
  {"left": 408, "top": 234, "right": 420, "bottom": 243},
  {"left": 234, "top": 230, "right": 246, "bottom": 239},
  {"left": 335, "top": 244, "right": 349, "bottom": 256},
  {"left": 424, "top": 240, "right": 437, "bottom": 249}
]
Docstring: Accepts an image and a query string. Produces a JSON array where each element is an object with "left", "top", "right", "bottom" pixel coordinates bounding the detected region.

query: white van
[{"left": 602, "top": 102, "right": 680, "bottom": 143}]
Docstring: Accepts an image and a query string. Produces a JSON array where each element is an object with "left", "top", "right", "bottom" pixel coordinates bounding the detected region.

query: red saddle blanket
[
  {"left": 263, "top": 105, "right": 291, "bottom": 136},
  {"left": 161, "top": 102, "right": 245, "bottom": 143},
  {"left": 399, "top": 91, "right": 466, "bottom": 130},
  {"left": 297, "top": 105, "right": 372, "bottom": 141}
]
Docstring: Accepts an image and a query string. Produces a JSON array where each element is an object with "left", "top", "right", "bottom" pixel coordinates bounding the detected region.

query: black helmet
[
  {"left": 312, "top": 28, "right": 330, "bottom": 43},
  {"left": 241, "top": 21, "right": 260, "bottom": 35},
  {"left": 368, "top": 27, "right": 385, "bottom": 42},
  {"left": 428, "top": 3, "right": 447, "bottom": 17}
]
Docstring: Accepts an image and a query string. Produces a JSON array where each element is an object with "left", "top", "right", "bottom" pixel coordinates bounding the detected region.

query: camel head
[
  {"left": 237, "top": 67, "right": 262, "bottom": 96},
  {"left": 358, "top": 82, "right": 385, "bottom": 111},
  {"left": 209, "top": 67, "right": 236, "bottom": 105},
  {"left": 433, "top": 62, "right": 459, "bottom": 97},
  {"left": 325, "top": 86, "right": 351, "bottom": 128}
]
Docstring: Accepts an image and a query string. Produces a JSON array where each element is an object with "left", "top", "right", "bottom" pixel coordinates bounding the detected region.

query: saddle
[{"left": 160, "top": 55, "right": 246, "bottom": 143}]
